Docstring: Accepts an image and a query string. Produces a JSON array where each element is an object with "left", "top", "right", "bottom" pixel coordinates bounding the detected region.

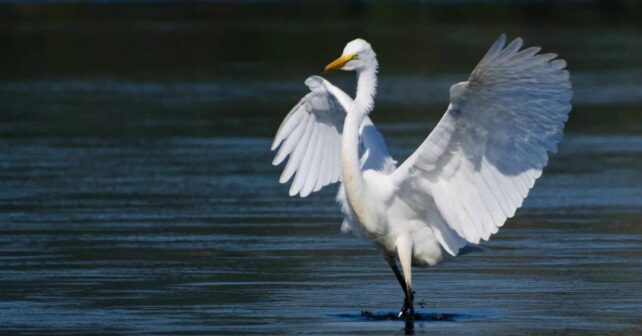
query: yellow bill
[{"left": 324, "top": 53, "right": 357, "bottom": 72}]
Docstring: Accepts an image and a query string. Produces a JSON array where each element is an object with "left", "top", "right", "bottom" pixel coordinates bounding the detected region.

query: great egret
[{"left": 271, "top": 35, "right": 572, "bottom": 319}]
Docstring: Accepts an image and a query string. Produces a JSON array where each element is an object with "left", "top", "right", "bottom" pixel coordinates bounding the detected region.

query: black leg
[
  {"left": 384, "top": 254, "right": 407, "bottom": 293},
  {"left": 384, "top": 254, "right": 412, "bottom": 318},
  {"left": 404, "top": 319, "right": 414, "bottom": 335},
  {"left": 406, "top": 286, "right": 414, "bottom": 320}
]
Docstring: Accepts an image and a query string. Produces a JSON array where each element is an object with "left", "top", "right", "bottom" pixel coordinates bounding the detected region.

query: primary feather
[
  {"left": 391, "top": 34, "right": 572, "bottom": 253},
  {"left": 272, "top": 75, "right": 395, "bottom": 198}
]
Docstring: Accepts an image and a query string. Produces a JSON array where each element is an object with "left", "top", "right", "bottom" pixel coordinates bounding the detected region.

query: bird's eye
[{"left": 352, "top": 54, "right": 359, "bottom": 60}]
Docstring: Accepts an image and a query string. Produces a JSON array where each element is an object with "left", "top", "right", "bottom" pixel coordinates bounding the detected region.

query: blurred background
[{"left": 1, "top": 1, "right": 641, "bottom": 335}]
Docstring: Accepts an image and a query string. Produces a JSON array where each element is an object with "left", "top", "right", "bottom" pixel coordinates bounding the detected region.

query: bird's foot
[
  {"left": 398, "top": 310, "right": 414, "bottom": 321},
  {"left": 397, "top": 299, "right": 414, "bottom": 320}
]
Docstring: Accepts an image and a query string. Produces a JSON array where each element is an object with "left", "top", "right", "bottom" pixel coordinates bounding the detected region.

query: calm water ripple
[{"left": 1, "top": 3, "right": 642, "bottom": 335}]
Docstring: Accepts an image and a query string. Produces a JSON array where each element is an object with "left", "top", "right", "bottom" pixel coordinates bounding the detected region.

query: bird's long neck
[
  {"left": 354, "top": 67, "right": 377, "bottom": 114},
  {"left": 342, "top": 66, "right": 377, "bottom": 225}
]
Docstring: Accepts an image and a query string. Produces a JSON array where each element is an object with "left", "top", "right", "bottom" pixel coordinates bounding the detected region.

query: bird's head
[{"left": 324, "top": 38, "right": 377, "bottom": 73}]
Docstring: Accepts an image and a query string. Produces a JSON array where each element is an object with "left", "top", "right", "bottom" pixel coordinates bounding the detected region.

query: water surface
[{"left": 1, "top": 3, "right": 641, "bottom": 335}]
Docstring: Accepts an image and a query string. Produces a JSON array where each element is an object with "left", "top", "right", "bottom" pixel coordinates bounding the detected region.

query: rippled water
[{"left": 1, "top": 3, "right": 641, "bottom": 335}]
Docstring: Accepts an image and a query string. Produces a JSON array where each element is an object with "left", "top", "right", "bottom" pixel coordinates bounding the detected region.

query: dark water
[{"left": 1, "top": 3, "right": 641, "bottom": 335}]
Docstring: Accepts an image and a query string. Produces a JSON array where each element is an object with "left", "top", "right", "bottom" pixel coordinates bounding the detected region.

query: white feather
[
  {"left": 272, "top": 76, "right": 395, "bottom": 197},
  {"left": 391, "top": 35, "right": 572, "bottom": 252},
  {"left": 272, "top": 37, "right": 572, "bottom": 306}
]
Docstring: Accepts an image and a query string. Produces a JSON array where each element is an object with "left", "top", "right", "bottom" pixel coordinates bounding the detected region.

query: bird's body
[{"left": 272, "top": 35, "right": 572, "bottom": 318}]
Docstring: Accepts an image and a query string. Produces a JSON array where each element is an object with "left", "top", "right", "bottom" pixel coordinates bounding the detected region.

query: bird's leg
[
  {"left": 383, "top": 254, "right": 410, "bottom": 316},
  {"left": 405, "top": 285, "right": 414, "bottom": 320},
  {"left": 397, "top": 235, "right": 415, "bottom": 321},
  {"left": 400, "top": 280, "right": 414, "bottom": 320}
]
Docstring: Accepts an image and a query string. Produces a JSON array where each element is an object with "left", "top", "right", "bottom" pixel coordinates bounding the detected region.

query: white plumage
[
  {"left": 272, "top": 76, "right": 396, "bottom": 197},
  {"left": 271, "top": 35, "right": 572, "bottom": 319}
]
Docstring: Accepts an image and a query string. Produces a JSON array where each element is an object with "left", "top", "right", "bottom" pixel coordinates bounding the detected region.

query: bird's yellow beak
[{"left": 323, "top": 53, "right": 357, "bottom": 73}]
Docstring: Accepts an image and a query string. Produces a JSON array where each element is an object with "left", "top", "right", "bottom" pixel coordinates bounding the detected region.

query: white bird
[{"left": 271, "top": 35, "right": 572, "bottom": 319}]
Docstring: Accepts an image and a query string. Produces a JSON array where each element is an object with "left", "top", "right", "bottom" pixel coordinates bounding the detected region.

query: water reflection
[{"left": 337, "top": 310, "right": 471, "bottom": 334}]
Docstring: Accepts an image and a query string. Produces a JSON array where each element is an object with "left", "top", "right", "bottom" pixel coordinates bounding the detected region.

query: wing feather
[
  {"left": 302, "top": 127, "right": 325, "bottom": 197},
  {"left": 273, "top": 112, "right": 310, "bottom": 166},
  {"left": 391, "top": 34, "right": 572, "bottom": 252},
  {"left": 280, "top": 115, "right": 314, "bottom": 184},
  {"left": 273, "top": 75, "right": 395, "bottom": 197},
  {"left": 290, "top": 124, "right": 318, "bottom": 196},
  {"left": 271, "top": 100, "right": 306, "bottom": 151}
]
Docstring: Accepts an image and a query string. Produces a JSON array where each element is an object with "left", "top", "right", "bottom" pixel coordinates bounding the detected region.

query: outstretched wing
[
  {"left": 391, "top": 34, "right": 572, "bottom": 253},
  {"left": 272, "top": 75, "right": 395, "bottom": 197}
]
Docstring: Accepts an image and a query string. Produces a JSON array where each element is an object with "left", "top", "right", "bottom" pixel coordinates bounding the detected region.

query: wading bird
[{"left": 271, "top": 35, "right": 572, "bottom": 319}]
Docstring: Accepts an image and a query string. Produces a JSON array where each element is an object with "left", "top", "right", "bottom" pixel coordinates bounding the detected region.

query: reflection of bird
[{"left": 271, "top": 35, "right": 572, "bottom": 319}]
